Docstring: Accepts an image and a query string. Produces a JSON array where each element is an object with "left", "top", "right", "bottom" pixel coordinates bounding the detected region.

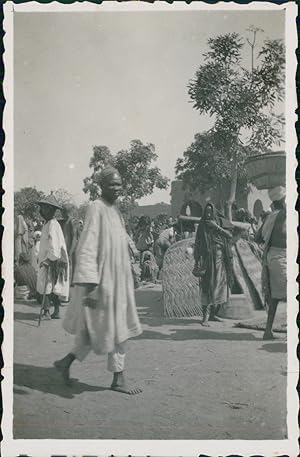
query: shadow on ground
[
  {"left": 14, "top": 311, "right": 40, "bottom": 321},
  {"left": 133, "top": 328, "right": 260, "bottom": 341},
  {"left": 14, "top": 363, "right": 108, "bottom": 399},
  {"left": 139, "top": 316, "right": 202, "bottom": 327},
  {"left": 14, "top": 299, "right": 40, "bottom": 308},
  {"left": 259, "top": 342, "right": 287, "bottom": 353}
]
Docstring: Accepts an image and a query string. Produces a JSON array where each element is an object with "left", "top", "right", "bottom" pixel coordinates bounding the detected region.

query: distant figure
[
  {"left": 167, "top": 216, "right": 174, "bottom": 227},
  {"left": 36, "top": 194, "right": 69, "bottom": 320},
  {"left": 24, "top": 218, "right": 38, "bottom": 271},
  {"left": 78, "top": 219, "right": 84, "bottom": 236},
  {"left": 128, "top": 234, "right": 141, "bottom": 289},
  {"left": 14, "top": 214, "right": 28, "bottom": 264},
  {"left": 62, "top": 207, "right": 80, "bottom": 286},
  {"left": 135, "top": 216, "right": 154, "bottom": 253},
  {"left": 55, "top": 166, "right": 142, "bottom": 395},
  {"left": 194, "top": 203, "right": 233, "bottom": 327},
  {"left": 255, "top": 186, "right": 286, "bottom": 340},
  {"left": 14, "top": 252, "right": 37, "bottom": 300},
  {"left": 154, "top": 225, "right": 175, "bottom": 270},
  {"left": 141, "top": 250, "right": 158, "bottom": 283},
  {"left": 34, "top": 230, "right": 41, "bottom": 257}
]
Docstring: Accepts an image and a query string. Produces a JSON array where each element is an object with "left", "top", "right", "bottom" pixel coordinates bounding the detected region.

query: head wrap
[
  {"left": 268, "top": 186, "right": 286, "bottom": 202},
  {"left": 99, "top": 165, "right": 120, "bottom": 185}
]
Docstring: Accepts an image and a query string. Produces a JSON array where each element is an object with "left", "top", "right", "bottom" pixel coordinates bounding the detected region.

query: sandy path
[{"left": 13, "top": 288, "right": 287, "bottom": 440}]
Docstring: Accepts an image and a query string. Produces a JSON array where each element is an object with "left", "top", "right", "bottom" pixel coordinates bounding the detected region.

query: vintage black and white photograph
[{"left": 2, "top": 1, "right": 298, "bottom": 456}]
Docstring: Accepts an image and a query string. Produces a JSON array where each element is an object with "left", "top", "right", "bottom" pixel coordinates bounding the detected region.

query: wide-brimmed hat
[{"left": 37, "top": 193, "right": 62, "bottom": 210}]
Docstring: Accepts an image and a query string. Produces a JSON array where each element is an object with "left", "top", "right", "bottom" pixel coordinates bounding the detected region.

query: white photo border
[{"left": 2, "top": 2, "right": 298, "bottom": 456}]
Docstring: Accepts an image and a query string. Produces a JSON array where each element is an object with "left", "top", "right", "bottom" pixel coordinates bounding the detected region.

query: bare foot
[
  {"left": 111, "top": 372, "right": 142, "bottom": 395},
  {"left": 54, "top": 360, "right": 72, "bottom": 386},
  {"left": 40, "top": 311, "right": 51, "bottom": 321},
  {"left": 201, "top": 322, "right": 210, "bottom": 327},
  {"left": 111, "top": 383, "right": 142, "bottom": 395}
]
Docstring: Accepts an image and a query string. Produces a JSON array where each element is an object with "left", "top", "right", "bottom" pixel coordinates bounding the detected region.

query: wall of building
[
  {"left": 131, "top": 202, "right": 172, "bottom": 219},
  {"left": 247, "top": 185, "right": 272, "bottom": 218},
  {"left": 171, "top": 180, "right": 270, "bottom": 219},
  {"left": 171, "top": 181, "right": 220, "bottom": 218}
]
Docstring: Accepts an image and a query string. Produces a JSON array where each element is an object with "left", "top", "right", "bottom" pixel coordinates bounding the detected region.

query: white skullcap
[{"left": 268, "top": 186, "right": 286, "bottom": 202}]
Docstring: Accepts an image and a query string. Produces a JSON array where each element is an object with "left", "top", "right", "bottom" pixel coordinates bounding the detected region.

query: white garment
[
  {"left": 71, "top": 317, "right": 126, "bottom": 372},
  {"left": 63, "top": 199, "right": 142, "bottom": 355},
  {"left": 36, "top": 218, "right": 69, "bottom": 300},
  {"left": 35, "top": 241, "right": 40, "bottom": 257}
]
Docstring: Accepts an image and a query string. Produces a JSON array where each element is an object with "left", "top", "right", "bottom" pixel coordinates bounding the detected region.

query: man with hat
[
  {"left": 55, "top": 166, "right": 142, "bottom": 395},
  {"left": 255, "top": 186, "right": 286, "bottom": 340},
  {"left": 36, "top": 192, "right": 69, "bottom": 320}
]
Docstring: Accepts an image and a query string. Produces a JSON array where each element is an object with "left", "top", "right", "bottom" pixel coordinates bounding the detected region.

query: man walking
[
  {"left": 36, "top": 193, "right": 69, "bottom": 320},
  {"left": 55, "top": 166, "right": 142, "bottom": 395}
]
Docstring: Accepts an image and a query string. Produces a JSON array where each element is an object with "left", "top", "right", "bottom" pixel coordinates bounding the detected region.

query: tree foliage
[
  {"left": 14, "top": 187, "right": 46, "bottom": 221},
  {"left": 83, "top": 140, "right": 170, "bottom": 216},
  {"left": 77, "top": 201, "right": 89, "bottom": 221},
  {"left": 53, "top": 188, "right": 76, "bottom": 208},
  {"left": 14, "top": 186, "right": 82, "bottom": 222},
  {"left": 176, "top": 30, "right": 285, "bottom": 218},
  {"left": 53, "top": 188, "right": 78, "bottom": 218}
]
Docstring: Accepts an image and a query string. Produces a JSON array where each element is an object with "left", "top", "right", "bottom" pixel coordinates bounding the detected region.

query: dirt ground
[{"left": 13, "top": 285, "right": 287, "bottom": 440}]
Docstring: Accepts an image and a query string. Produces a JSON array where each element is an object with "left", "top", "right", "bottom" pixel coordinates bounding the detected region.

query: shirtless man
[{"left": 255, "top": 186, "right": 287, "bottom": 340}]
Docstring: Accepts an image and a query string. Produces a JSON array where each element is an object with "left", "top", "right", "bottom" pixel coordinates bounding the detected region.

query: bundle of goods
[{"left": 162, "top": 238, "right": 202, "bottom": 318}]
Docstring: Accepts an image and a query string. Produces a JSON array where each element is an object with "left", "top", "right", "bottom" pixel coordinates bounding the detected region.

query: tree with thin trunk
[{"left": 176, "top": 29, "right": 285, "bottom": 220}]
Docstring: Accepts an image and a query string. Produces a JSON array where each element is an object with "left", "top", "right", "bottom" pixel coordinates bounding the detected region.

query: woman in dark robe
[{"left": 193, "top": 203, "right": 234, "bottom": 326}]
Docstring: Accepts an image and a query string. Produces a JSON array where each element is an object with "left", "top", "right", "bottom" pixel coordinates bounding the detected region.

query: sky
[{"left": 14, "top": 9, "right": 285, "bottom": 205}]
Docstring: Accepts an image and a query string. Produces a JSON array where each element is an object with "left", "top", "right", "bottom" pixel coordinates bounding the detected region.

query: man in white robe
[
  {"left": 36, "top": 194, "right": 69, "bottom": 320},
  {"left": 55, "top": 166, "right": 142, "bottom": 395}
]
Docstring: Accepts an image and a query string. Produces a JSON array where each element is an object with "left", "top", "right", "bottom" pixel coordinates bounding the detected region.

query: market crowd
[{"left": 14, "top": 167, "right": 286, "bottom": 393}]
